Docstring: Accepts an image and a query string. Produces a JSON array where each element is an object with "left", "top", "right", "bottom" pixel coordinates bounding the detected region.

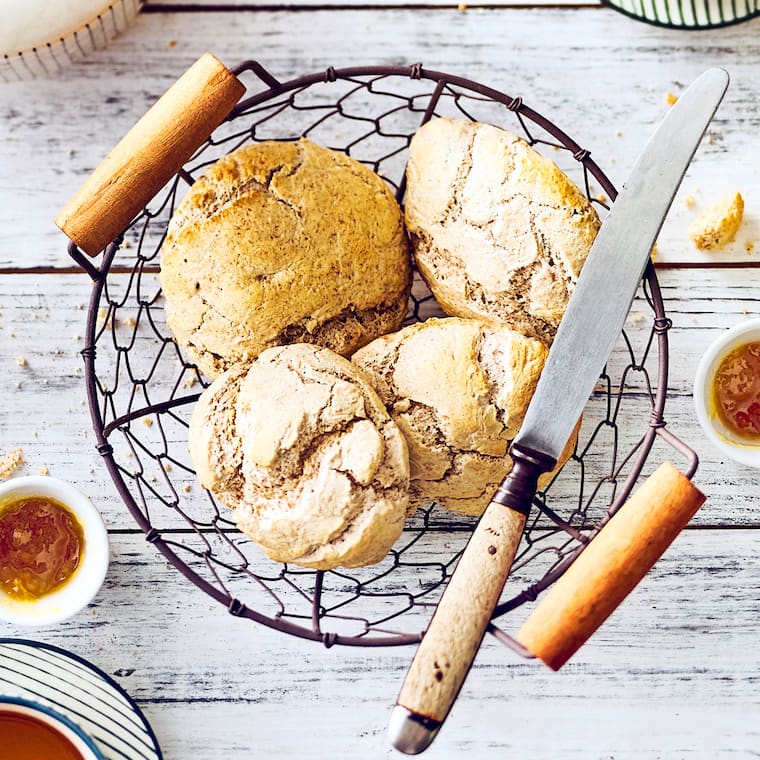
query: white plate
[{"left": 0, "top": 639, "right": 162, "bottom": 760}]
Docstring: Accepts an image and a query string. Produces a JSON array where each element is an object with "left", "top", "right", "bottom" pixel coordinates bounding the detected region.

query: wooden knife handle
[
  {"left": 516, "top": 461, "right": 706, "bottom": 671},
  {"left": 55, "top": 52, "right": 245, "bottom": 256},
  {"left": 398, "top": 502, "right": 527, "bottom": 718},
  {"left": 390, "top": 447, "right": 554, "bottom": 754}
]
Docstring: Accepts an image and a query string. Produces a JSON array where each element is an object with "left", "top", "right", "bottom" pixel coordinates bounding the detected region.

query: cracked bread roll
[
  {"left": 405, "top": 117, "right": 600, "bottom": 346},
  {"left": 161, "top": 139, "right": 412, "bottom": 379},
  {"left": 352, "top": 317, "right": 576, "bottom": 516},
  {"left": 188, "top": 343, "right": 410, "bottom": 570}
]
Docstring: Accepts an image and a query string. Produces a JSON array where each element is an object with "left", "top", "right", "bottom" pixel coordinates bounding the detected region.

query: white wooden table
[{"left": 2, "top": 3, "right": 760, "bottom": 758}]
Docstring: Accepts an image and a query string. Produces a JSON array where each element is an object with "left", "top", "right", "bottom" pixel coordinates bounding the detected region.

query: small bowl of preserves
[
  {"left": 694, "top": 317, "right": 760, "bottom": 468},
  {"left": 0, "top": 696, "right": 105, "bottom": 760},
  {"left": 0, "top": 476, "right": 109, "bottom": 626}
]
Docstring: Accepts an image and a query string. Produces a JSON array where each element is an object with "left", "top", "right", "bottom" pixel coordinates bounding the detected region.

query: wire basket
[
  {"left": 64, "top": 60, "right": 698, "bottom": 650},
  {"left": 602, "top": 0, "right": 758, "bottom": 28}
]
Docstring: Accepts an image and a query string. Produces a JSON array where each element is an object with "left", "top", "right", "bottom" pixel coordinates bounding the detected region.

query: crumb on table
[
  {"left": 689, "top": 191, "right": 744, "bottom": 251},
  {"left": 97, "top": 308, "right": 117, "bottom": 328},
  {"left": 0, "top": 448, "right": 24, "bottom": 480}
]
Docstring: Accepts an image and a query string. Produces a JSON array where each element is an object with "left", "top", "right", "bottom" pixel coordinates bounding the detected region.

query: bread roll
[
  {"left": 188, "top": 344, "right": 410, "bottom": 570},
  {"left": 404, "top": 117, "right": 600, "bottom": 345},
  {"left": 161, "top": 139, "right": 412, "bottom": 378},
  {"left": 352, "top": 317, "right": 576, "bottom": 516}
]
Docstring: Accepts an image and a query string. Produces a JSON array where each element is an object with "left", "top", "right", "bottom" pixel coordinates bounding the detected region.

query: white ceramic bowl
[
  {"left": 693, "top": 317, "right": 760, "bottom": 468},
  {"left": 0, "top": 477, "right": 109, "bottom": 626},
  {"left": 0, "top": 696, "right": 104, "bottom": 759}
]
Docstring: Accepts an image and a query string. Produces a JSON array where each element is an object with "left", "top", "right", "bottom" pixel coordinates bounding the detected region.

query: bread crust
[
  {"left": 189, "top": 344, "right": 410, "bottom": 570},
  {"left": 161, "top": 139, "right": 412, "bottom": 378},
  {"left": 404, "top": 118, "right": 600, "bottom": 345},
  {"left": 353, "top": 317, "right": 575, "bottom": 516}
]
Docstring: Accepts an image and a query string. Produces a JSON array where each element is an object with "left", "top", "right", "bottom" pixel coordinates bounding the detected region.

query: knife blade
[{"left": 389, "top": 67, "right": 729, "bottom": 755}]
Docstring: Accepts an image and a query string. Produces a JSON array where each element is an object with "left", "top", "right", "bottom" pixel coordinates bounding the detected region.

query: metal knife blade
[
  {"left": 514, "top": 67, "right": 729, "bottom": 463},
  {"left": 390, "top": 67, "right": 729, "bottom": 756}
]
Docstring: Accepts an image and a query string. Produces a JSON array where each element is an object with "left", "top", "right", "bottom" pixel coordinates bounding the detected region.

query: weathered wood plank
[
  {"left": 1, "top": 9, "right": 760, "bottom": 267},
  {"left": 0, "top": 528, "right": 755, "bottom": 759},
  {"left": 2, "top": 7, "right": 760, "bottom": 760},
  {"left": 1, "top": 269, "right": 759, "bottom": 532},
  {"left": 144, "top": 0, "right": 603, "bottom": 7}
]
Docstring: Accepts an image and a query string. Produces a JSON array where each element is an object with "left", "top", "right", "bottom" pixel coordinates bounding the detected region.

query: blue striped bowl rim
[
  {"left": 0, "top": 639, "right": 162, "bottom": 760},
  {"left": 602, "top": 0, "right": 759, "bottom": 27}
]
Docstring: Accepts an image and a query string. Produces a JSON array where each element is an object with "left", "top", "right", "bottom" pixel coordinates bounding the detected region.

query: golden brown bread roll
[
  {"left": 352, "top": 317, "right": 576, "bottom": 516},
  {"left": 404, "top": 117, "right": 600, "bottom": 346},
  {"left": 161, "top": 139, "right": 412, "bottom": 378}
]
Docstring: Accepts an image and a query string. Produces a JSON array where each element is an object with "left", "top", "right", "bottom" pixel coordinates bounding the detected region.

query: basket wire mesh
[{"left": 68, "top": 62, "right": 697, "bottom": 650}]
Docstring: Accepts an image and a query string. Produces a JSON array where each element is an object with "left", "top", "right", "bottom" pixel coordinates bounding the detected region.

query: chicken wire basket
[
  {"left": 602, "top": 0, "right": 758, "bottom": 28},
  {"left": 63, "top": 58, "right": 699, "bottom": 650}
]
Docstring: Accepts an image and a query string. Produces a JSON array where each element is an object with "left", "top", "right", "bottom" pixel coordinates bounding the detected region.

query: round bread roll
[
  {"left": 161, "top": 139, "right": 412, "bottom": 379},
  {"left": 404, "top": 117, "right": 600, "bottom": 346},
  {"left": 352, "top": 317, "right": 576, "bottom": 516},
  {"left": 188, "top": 343, "right": 410, "bottom": 570}
]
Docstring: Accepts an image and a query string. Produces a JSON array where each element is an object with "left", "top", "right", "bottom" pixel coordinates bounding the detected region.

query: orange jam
[
  {"left": 0, "top": 710, "right": 85, "bottom": 760},
  {"left": 0, "top": 495, "right": 84, "bottom": 600},
  {"left": 712, "top": 340, "right": 760, "bottom": 441}
]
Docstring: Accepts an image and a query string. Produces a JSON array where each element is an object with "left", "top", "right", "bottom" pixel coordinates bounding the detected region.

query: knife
[{"left": 389, "top": 67, "right": 729, "bottom": 755}]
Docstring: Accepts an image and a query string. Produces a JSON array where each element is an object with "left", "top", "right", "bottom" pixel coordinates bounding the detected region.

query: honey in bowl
[
  {"left": 0, "top": 708, "right": 89, "bottom": 760},
  {"left": 0, "top": 495, "right": 84, "bottom": 600},
  {"left": 712, "top": 340, "right": 760, "bottom": 442}
]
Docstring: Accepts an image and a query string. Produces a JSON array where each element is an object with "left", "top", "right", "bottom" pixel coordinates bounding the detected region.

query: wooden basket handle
[
  {"left": 55, "top": 52, "right": 246, "bottom": 257},
  {"left": 516, "top": 461, "right": 706, "bottom": 671}
]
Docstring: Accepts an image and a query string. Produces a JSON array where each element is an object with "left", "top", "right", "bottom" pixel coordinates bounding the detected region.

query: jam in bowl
[
  {"left": 694, "top": 317, "right": 760, "bottom": 468},
  {"left": 0, "top": 476, "right": 109, "bottom": 625}
]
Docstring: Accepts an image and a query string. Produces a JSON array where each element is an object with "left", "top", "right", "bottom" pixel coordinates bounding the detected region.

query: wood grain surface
[{"left": 1, "top": 3, "right": 759, "bottom": 758}]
